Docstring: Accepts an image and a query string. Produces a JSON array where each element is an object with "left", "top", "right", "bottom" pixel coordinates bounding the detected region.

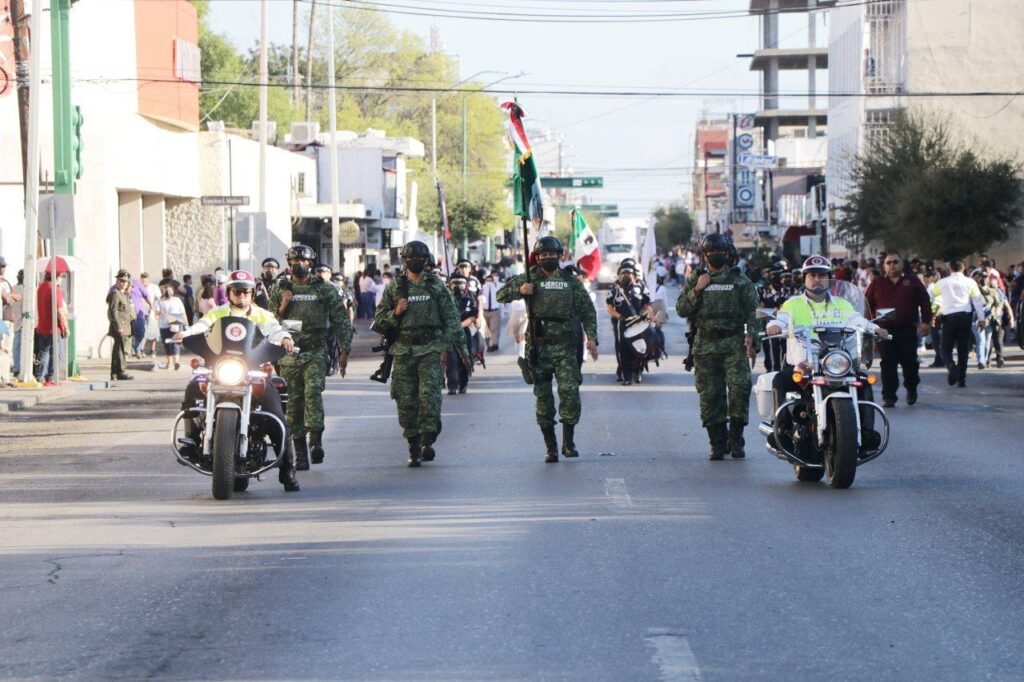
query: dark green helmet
[
  {"left": 534, "top": 236, "right": 564, "bottom": 256},
  {"left": 700, "top": 233, "right": 731, "bottom": 253},
  {"left": 401, "top": 240, "right": 430, "bottom": 259},
  {"left": 285, "top": 244, "right": 316, "bottom": 261}
]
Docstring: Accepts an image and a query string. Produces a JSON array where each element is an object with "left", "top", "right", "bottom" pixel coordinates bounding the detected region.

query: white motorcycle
[{"left": 754, "top": 282, "right": 893, "bottom": 488}]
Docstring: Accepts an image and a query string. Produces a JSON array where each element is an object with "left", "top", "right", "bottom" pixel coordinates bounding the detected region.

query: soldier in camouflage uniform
[
  {"left": 676, "top": 234, "right": 758, "bottom": 460},
  {"left": 269, "top": 244, "right": 353, "bottom": 470},
  {"left": 374, "top": 241, "right": 468, "bottom": 467},
  {"left": 497, "top": 236, "right": 599, "bottom": 463}
]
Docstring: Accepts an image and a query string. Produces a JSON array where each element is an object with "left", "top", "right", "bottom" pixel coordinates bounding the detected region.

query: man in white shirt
[
  {"left": 480, "top": 273, "right": 503, "bottom": 352},
  {"left": 936, "top": 259, "right": 987, "bottom": 388}
]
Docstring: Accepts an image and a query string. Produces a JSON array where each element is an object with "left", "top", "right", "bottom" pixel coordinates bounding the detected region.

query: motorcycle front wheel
[
  {"left": 824, "top": 399, "right": 858, "bottom": 489},
  {"left": 212, "top": 410, "right": 240, "bottom": 500}
]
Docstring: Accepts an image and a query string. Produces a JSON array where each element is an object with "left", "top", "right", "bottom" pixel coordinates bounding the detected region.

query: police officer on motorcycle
[{"left": 174, "top": 270, "right": 300, "bottom": 492}]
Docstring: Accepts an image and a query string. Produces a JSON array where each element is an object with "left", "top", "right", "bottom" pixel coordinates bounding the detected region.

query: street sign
[
  {"left": 736, "top": 133, "right": 755, "bottom": 151},
  {"left": 738, "top": 114, "right": 756, "bottom": 130},
  {"left": 201, "top": 195, "right": 250, "bottom": 207},
  {"left": 338, "top": 220, "right": 360, "bottom": 244},
  {"left": 578, "top": 204, "right": 618, "bottom": 212},
  {"left": 541, "top": 176, "right": 604, "bottom": 189},
  {"left": 38, "top": 194, "right": 76, "bottom": 240},
  {"left": 737, "top": 152, "right": 777, "bottom": 169}
]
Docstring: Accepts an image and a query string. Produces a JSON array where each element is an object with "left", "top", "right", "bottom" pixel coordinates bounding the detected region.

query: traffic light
[
  {"left": 71, "top": 105, "right": 84, "bottom": 180},
  {"left": 579, "top": 177, "right": 602, "bottom": 188}
]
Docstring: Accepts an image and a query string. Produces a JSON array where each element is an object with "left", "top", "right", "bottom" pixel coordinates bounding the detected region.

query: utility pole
[
  {"left": 305, "top": 0, "right": 316, "bottom": 122},
  {"left": 17, "top": 0, "right": 43, "bottom": 383},
  {"left": 10, "top": 0, "right": 30, "bottom": 184},
  {"left": 292, "top": 0, "right": 300, "bottom": 103},
  {"left": 258, "top": 0, "right": 268, "bottom": 259},
  {"left": 327, "top": 3, "right": 340, "bottom": 272}
]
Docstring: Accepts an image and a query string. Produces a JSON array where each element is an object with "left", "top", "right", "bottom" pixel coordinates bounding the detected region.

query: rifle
[
  {"left": 369, "top": 275, "right": 409, "bottom": 383},
  {"left": 437, "top": 181, "right": 473, "bottom": 374},
  {"left": 683, "top": 265, "right": 706, "bottom": 372},
  {"left": 517, "top": 214, "right": 538, "bottom": 385}
]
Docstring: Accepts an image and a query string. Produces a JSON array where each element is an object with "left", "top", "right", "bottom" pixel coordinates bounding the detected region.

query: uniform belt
[
  {"left": 698, "top": 327, "right": 744, "bottom": 341},
  {"left": 536, "top": 332, "right": 574, "bottom": 346},
  {"left": 399, "top": 328, "right": 441, "bottom": 344},
  {"left": 297, "top": 336, "right": 326, "bottom": 351}
]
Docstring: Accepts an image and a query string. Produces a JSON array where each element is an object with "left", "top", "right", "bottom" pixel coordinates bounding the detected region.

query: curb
[{"left": 0, "top": 379, "right": 110, "bottom": 414}]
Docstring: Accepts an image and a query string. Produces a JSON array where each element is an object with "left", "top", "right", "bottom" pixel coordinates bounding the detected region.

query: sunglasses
[
  {"left": 228, "top": 289, "right": 253, "bottom": 297},
  {"left": 885, "top": 260, "right": 901, "bottom": 265}
]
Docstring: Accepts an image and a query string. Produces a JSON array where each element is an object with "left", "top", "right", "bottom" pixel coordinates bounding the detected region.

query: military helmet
[
  {"left": 285, "top": 244, "right": 316, "bottom": 262},
  {"left": 534, "top": 236, "right": 564, "bottom": 256},
  {"left": 700, "top": 233, "right": 731, "bottom": 253},
  {"left": 401, "top": 240, "right": 431, "bottom": 259},
  {"left": 801, "top": 254, "right": 832, "bottom": 276},
  {"left": 620, "top": 257, "right": 637, "bottom": 269},
  {"left": 261, "top": 257, "right": 280, "bottom": 268}
]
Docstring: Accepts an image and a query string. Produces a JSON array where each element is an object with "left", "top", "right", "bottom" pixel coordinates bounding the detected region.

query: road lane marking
[
  {"left": 605, "top": 478, "right": 632, "bottom": 507},
  {"left": 645, "top": 629, "right": 702, "bottom": 682}
]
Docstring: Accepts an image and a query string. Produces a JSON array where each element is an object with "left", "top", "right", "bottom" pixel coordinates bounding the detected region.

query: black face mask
[
  {"left": 261, "top": 271, "right": 276, "bottom": 283},
  {"left": 540, "top": 257, "right": 560, "bottom": 273},
  {"left": 291, "top": 263, "right": 309, "bottom": 278},
  {"left": 406, "top": 259, "right": 425, "bottom": 274},
  {"left": 706, "top": 253, "right": 728, "bottom": 268}
]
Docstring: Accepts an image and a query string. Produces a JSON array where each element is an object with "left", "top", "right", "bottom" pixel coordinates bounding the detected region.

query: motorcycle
[
  {"left": 754, "top": 282, "right": 893, "bottom": 488},
  {"left": 170, "top": 317, "right": 296, "bottom": 500}
]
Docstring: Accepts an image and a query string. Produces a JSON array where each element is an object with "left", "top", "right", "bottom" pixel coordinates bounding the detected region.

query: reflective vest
[{"left": 779, "top": 294, "right": 857, "bottom": 327}]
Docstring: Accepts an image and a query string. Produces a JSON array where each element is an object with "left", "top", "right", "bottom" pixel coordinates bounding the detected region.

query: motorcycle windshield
[
  {"left": 182, "top": 316, "right": 286, "bottom": 366},
  {"left": 827, "top": 279, "right": 867, "bottom": 318}
]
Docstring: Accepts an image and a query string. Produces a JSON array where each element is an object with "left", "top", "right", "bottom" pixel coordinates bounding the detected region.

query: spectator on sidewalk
[
  {"left": 197, "top": 275, "right": 217, "bottom": 316},
  {"left": 9, "top": 269, "right": 25, "bottom": 379},
  {"left": 925, "top": 269, "right": 945, "bottom": 367},
  {"left": 141, "top": 273, "right": 161, "bottom": 358},
  {"left": 937, "top": 260, "right": 986, "bottom": 388},
  {"left": 157, "top": 283, "right": 187, "bottom": 370},
  {"left": 359, "top": 270, "right": 376, "bottom": 321},
  {"left": 213, "top": 269, "right": 228, "bottom": 306},
  {"left": 34, "top": 272, "right": 68, "bottom": 386},
  {"left": 181, "top": 274, "right": 195, "bottom": 325},
  {"left": 0, "top": 257, "right": 17, "bottom": 386},
  {"left": 481, "top": 273, "right": 502, "bottom": 352},
  {"left": 106, "top": 270, "right": 135, "bottom": 381},
  {"left": 865, "top": 251, "right": 932, "bottom": 407}
]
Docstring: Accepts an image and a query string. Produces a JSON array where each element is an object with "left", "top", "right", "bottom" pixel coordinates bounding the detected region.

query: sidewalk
[{"left": 0, "top": 321, "right": 381, "bottom": 414}]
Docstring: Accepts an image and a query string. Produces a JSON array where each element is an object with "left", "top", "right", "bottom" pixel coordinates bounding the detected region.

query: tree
[
  {"left": 838, "top": 111, "right": 1023, "bottom": 260},
  {"left": 652, "top": 203, "right": 693, "bottom": 251}
]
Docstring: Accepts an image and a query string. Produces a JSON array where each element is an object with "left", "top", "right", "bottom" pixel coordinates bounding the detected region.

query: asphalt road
[{"left": 3, "top": 307, "right": 1024, "bottom": 680}]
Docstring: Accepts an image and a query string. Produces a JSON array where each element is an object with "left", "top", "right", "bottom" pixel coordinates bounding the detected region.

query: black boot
[
  {"left": 561, "top": 423, "right": 579, "bottom": 458},
  {"left": 542, "top": 426, "right": 559, "bottom": 463},
  {"left": 309, "top": 429, "right": 325, "bottom": 465},
  {"left": 407, "top": 435, "right": 422, "bottom": 468},
  {"left": 421, "top": 433, "right": 437, "bottom": 462},
  {"left": 728, "top": 422, "right": 746, "bottom": 459},
  {"left": 706, "top": 423, "right": 728, "bottom": 461},
  {"left": 278, "top": 443, "right": 300, "bottom": 492},
  {"left": 293, "top": 436, "right": 310, "bottom": 471}
]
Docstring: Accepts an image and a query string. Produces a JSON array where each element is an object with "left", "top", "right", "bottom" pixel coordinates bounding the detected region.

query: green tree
[
  {"left": 838, "top": 111, "right": 1023, "bottom": 260},
  {"left": 652, "top": 203, "right": 693, "bottom": 251}
]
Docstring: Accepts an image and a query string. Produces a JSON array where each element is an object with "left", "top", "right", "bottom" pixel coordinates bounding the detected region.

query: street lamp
[{"left": 431, "top": 70, "right": 505, "bottom": 176}]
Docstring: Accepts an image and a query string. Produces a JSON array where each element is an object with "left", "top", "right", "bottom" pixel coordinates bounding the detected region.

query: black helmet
[
  {"left": 700, "top": 233, "right": 731, "bottom": 253},
  {"left": 620, "top": 257, "right": 637, "bottom": 268},
  {"left": 285, "top": 244, "right": 316, "bottom": 262},
  {"left": 401, "top": 240, "right": 430, "bottom": 259},
  {"left": 261, "top": 257, "right": 280, "bottom": 268},
  {"left": 534, "top": 236, "right": 564, "bottom": 256}
]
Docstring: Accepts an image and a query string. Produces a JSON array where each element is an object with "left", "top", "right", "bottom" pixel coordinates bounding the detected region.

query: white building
[{"left": 827, "top": 0, "right": 1024, "bottom": 262}]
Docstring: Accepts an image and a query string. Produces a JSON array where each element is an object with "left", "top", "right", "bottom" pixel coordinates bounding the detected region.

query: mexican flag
[
  {"left": 501, "top": 100, "right": 543, "bottom": 226},
  {"left": 570, "top": 208, "right": 602, "bottom": 280}
]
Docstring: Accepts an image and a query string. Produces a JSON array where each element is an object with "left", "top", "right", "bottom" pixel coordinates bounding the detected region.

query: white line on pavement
[
  {"left": 605, "top": 477, "right": 633, "bottom": 507},
  {"left": 644, "top": 629, "right": 703, "bottom": 682}
]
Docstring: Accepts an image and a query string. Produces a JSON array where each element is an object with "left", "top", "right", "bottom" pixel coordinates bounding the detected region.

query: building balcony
[
  {"left": 755, "top": 108, "right": 828, "bottom": 127},
  {"left": 750, "top": 47, "right": 828, "bottom": 72}
]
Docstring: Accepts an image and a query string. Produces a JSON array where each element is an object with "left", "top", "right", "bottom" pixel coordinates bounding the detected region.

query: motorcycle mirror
[
  {"left": 756, "top": 307, "right": 777, "bottom": 319},
  {"left": 282, "top": 319, "right": 303, "bottom": 332}
]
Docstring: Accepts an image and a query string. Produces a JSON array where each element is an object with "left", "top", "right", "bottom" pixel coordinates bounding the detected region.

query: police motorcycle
[
  {"left": 754, "top": 280, "right": 894, "bottom": 488},
  {"left": 171, "top": 317, "right": 298, "bottom": 500}
]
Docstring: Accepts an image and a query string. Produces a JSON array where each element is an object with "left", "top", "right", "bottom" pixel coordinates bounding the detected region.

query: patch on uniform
[
  {"left": 225, "top": 322, "right": 248, "bottom": 341},
  {"left": 705, "top": 284, "right": 736, "bottom": 292},
  {"left": 408, "top": 294, "right": 433, "bottom": 302},
  {"left": 290, "top": 294, "right": 317, "bottom": 302},
  {"left": 540, "top": 281, "right": 569, "bottom": 290}
]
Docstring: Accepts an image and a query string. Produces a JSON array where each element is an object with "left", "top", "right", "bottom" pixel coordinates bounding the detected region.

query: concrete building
[
  {"left": 691, "top": 119, "right": 730, "bottom": 235},
  {"left": 826, "top": 0, "right": 1024, "bottom": 263}
]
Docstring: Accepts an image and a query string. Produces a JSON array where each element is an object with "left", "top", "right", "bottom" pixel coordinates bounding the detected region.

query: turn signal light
[
  {"left": 866, "top": 374, "right": 877, "bottom": 385},
  {"left": 791, "top": 371, "right": 805, "bottom": 383},
  {"left": 190, "top": 358, "right": 203, "bottom": 369},
  {"left": 261, "top": 362, "right": 274, "bottom": 374}
]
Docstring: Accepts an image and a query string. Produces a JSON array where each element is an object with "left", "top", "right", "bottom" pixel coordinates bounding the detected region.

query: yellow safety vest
[{"left": 779, "top": 295, "right": 857, "bottom": 327}]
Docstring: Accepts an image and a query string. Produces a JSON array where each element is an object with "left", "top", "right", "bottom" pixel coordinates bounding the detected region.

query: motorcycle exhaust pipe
[{"left": 757, "top": 421, "right": 774, "bottom": 438}]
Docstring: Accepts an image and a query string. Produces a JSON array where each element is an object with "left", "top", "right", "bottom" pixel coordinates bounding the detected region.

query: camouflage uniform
[
  {"left": 374, "top": 274, "right": 466, "bottom": 445},
  {"left": 269, "top": 277, "right": 352, "bottom": 441},
  {"left": 676, "top": 266, "right": 757, "bottom": 445},
  {"left": 497, "top": 267, "right": 598, "bottom": 429}
]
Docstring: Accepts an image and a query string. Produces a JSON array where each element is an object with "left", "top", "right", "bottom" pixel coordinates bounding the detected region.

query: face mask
[
  {"left": 540, "top": 257, "right": 559, "bottom": 273},
  {"left": 706, "top": 254, "right": 728, "bottom": 268},
  {"left": 291, "top": 263, "right": 309, "bottom": 278},
  {"left": 406, "top": 259, "right": 425, "bottom": 274}
]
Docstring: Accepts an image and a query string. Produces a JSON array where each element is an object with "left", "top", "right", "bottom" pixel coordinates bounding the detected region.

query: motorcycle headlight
[
  {"left": 821, "top": 351, "right": 853, "bottom": 377},
  {"left": 214, "top": 358, "right": 247, "bottom": 386}
]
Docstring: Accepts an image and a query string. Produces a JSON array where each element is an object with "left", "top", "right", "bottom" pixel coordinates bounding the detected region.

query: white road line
[
  {"left": 645, "top": 630, "right": 702, "bottom": 682},
  {"left": 604, "top": 478, "right": 632, "bottom": 507}
]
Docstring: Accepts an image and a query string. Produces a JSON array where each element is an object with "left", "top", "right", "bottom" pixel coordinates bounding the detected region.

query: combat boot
[
  {"left": 561, "top": 423, "right": 579, "bottom": 458},
  {"left": 407, "top": 435, "right": 422, "bottom": 468},
  {"left": 706, "top": 423, "right": 728, "bottom": 461},
  {"left": 293, "top": 436, "right": 310, "bottom": 471},
  {"left": 542, "top": 426, "right": 559, "bottom": 463},
  {"left": 278, "top": 445, "right": 300, "bottom": 492},
  {"left": 309, "top": 429, "right": 325, "bottom": 465},
  {"left": 728, "top": 422, "right": 746, "bottom": 459},
  {"left": 420, "top": 432, "right": 437, "bottom": 462}
]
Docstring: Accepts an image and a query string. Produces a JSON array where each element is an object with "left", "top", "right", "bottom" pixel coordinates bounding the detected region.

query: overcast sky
[{"left": 208, "top": 1, "right": 822, "bottom": 218}]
